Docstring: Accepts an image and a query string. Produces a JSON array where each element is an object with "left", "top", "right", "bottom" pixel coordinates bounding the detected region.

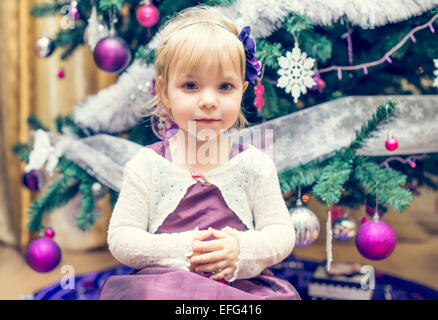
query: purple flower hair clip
[{"left": 238, "top": 26, "right": 262, "bottom": 85}]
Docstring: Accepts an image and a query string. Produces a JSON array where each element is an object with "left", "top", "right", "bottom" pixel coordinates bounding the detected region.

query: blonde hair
[{"left": 135, "top": 4, "right": 251, "bottom": 131}]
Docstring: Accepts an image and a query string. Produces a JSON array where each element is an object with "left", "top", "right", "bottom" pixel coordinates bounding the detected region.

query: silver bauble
[
  {"left": 35, "top": 33, "right": 55, "bottom": 58},
  {"left": 332, "top": 216, "right": 357, "bottom": 241},
  {"left": 91, "top": 182, "right": 107, "bottom": 199},
  {"left": 289, "top": 199, "right": 320, "bottom": 247}
]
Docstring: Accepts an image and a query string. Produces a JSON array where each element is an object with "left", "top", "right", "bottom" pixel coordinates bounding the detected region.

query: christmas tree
[{"left": 14, "top": 0, "right": 438, "bottom": 266}]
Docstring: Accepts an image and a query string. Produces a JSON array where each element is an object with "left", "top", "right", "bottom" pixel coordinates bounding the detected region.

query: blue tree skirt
[{"left": 31, "top": 255, "right": 438, "bottom": 300}]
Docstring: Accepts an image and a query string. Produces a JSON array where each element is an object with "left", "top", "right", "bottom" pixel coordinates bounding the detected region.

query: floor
[
  {"left": 1, "top": 188, "right": 437, "bottom": 300},
  {"left": 1, "top": 234, "right": 438, "bottom": 300}
]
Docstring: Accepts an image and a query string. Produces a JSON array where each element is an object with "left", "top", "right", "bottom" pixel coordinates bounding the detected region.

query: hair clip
[{"left": 238, "top": 26, "right": 261, "bottom": 84}]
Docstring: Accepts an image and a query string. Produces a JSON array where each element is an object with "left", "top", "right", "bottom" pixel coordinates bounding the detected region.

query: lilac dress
[{"left": 98, "top": 140, "right": 300, "bottom": 300}]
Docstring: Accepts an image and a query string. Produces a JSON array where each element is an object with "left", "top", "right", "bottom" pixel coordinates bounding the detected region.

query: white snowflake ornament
[
  {"left": 277, "top": 44, "right": 316, "bottom": 103},
  {"left": 433, "top": 59, "right": 438, "bottom": 88}
]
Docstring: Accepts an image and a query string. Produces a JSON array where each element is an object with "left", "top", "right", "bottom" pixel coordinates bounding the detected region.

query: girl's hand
[
  {"left": 190, "top": 227, "right": 240, "bottom": 280},
  {"left": 189, "top": 229, "right": 214, "bottom": 274}
]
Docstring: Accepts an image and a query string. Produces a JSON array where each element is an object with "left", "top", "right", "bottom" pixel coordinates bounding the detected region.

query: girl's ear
[{"left": 242, "top": 81, "right": 249, "bottom": 94}]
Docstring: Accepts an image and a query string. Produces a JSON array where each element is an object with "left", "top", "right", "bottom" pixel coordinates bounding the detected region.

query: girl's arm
[
  {"left": 221, "top": 157, "right": 296, "bottom": 282},
  {"left": 107, "top": 161, "right": 198, "bottom": 270}
]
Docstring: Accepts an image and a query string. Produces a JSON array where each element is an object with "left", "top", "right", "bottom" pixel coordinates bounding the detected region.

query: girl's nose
[{"left": 198, "top": 88, "right": 218, "bottom": 109}]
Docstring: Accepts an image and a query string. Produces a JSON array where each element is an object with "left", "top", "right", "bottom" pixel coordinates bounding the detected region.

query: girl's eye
[
  {"left": 183, "top": 82, "right": 198, "bottom": 90},
  {"left": 219, "top": 83, "right": 234, "bottom": 91}
]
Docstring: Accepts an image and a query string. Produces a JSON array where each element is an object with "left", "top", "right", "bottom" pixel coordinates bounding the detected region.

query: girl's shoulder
[{"left": 124, "top": 141, "right": 165, "bottom": 172}]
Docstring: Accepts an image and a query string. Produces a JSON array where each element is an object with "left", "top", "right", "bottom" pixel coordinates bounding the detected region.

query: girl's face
[{"left": 160, "top": 57, "right": 248, "bottom": 141}]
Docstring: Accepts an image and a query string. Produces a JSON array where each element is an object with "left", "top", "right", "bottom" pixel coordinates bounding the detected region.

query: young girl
[{"left": 98, "top": 4, "right": 300, "bottom": 300}]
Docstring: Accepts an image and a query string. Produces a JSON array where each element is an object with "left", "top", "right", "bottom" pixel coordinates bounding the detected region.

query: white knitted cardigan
[{"left": 107, "top": 144, "right": 296, "bottom": 282}]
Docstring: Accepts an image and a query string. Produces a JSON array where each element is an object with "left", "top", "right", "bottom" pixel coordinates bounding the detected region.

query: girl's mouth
[{"left": 196, "top": 119, "right": 220, "bottom": 124}]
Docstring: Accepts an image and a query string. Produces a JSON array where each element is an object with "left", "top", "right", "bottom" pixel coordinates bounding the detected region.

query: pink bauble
[
  {"left": 45, "top": 227, "right": 55, "bottom": 238},
  {"left": 136, "top": 4, "right": 160, "bottom": 27},
  {"left": 25, "top": 236, "right": 62, "bottom": 272},
  {"left": 68, "top": 7, "right": 80, "bottom": 20},
  {"left": 385, "top": 137, "right": 398, "bottom": 151},
  {"left": 355, "top": 220, "right": 397, "bottom": 260},
  {"left": 93, "top": 36, "right": 132, "bottom": 73}
]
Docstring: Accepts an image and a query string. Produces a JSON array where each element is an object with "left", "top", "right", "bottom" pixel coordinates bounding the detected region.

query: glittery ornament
[
  {"left": 34, "top": 33, "right": 55, "bottom": 58},
  {"left": 91, "top": 182, "right": 107, "bottom": 199},
  {"left": 289, "top": 199, "right": 320, "bottom": 247},
  {"left": 332, "top": 216, "right": 357, "bottom": 241},
  {"left": 136, "top": 2, "right": 160, "bottom": 27},
  {"left": 355, "top": 219, "right": 397, "bottom": 260},
  {"left": 277, "top": 44, "right": 316, "bottom": 103},
  {"left": 93, "top": 35, "right": 132, "bottom": 73},
  {"left": 25, "top": 229, "right": 62, "bottom": 273},
  {"left": 385, "top": 136, "right": 398, "bottom": 151}
]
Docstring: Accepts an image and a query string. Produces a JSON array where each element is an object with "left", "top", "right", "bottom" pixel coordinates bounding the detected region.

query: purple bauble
[
  {"left": 93, "top": 36, "right": 132, "bottom": 73},
  {"left": 136, "top": 4, "right": 160, "bottom": 27},
  {"left": 25, "top": 237, "right": 62, "bottom": 273},
  {"left": 355, "top": 220, "right": 397, "bottom": 260},
  {"left": 22, "top": 169, "right": 45, "bottom": 192}
]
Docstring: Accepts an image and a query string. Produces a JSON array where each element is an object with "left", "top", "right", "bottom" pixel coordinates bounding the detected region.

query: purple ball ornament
[
  {"left": 93, "top": 33, "right": 132, "bottom": 73},
  {"left": 355, "top": 219, "right": 397, "bottom": 260},
  {"left": 25, "top": 228, "right": 62, "bottom": 273},
  {"left": 22, "top": 169, "right": 45, "bottom": 192},
  {"left": 136, "top": 2, "right": 160, "bottom": 27}
]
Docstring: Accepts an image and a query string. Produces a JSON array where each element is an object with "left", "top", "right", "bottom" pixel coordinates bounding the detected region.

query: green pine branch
[
  {"left": 76, "top": 177, "right": 97, "bottom": 231},
  {"left": 11, "top": 143, "right": 32, "bottom": 163},
  {"left": 312, "top": 154, "right": 353, "bottom": 205},
  {"left": 283, "top": 14, "right": 314, "bottom": 37},
  {"left": 278, "top": 100, "right": 412, "bottom": 212},
  {"left": 255, "top": 40, "right": 283, "bottom": 69},
  {"left": 28, "top": 115, "right": 49, "bottom": 131},
  {"left": 30, "top": 2, "right": 63, "bottom": 17},
  {"left": 27, "top": 162, "right": 80, "bottom": 232},
  {"left": 355, "top": 158, "right": 412, "bottom": 212},
  {"left": 135, "top": 45, "right": 155, "bottom": 65},
  {"left": 99, "top": 0, "right": 124, "bottom": 11},
  {"left": 27, "top": 157, "right": 100, "bottom": 232},
  {"left": 56, "top": 114, "right": 89, "bottom": 138},
  {"left": 349, "top": 100, "right": 398, "bottom": 152},
  {"left": 278, "top": 161, "right": 325, "bottom": 193}
]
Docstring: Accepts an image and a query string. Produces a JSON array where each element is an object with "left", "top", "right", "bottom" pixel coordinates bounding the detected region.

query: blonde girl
[{"left": 99, "top": 4, "right": 300, "bottom": 300}]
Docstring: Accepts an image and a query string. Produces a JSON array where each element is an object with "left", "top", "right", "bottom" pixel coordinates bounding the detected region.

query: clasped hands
[{"left": 189, "top": 227, "right": 240, "bottom": 280}]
